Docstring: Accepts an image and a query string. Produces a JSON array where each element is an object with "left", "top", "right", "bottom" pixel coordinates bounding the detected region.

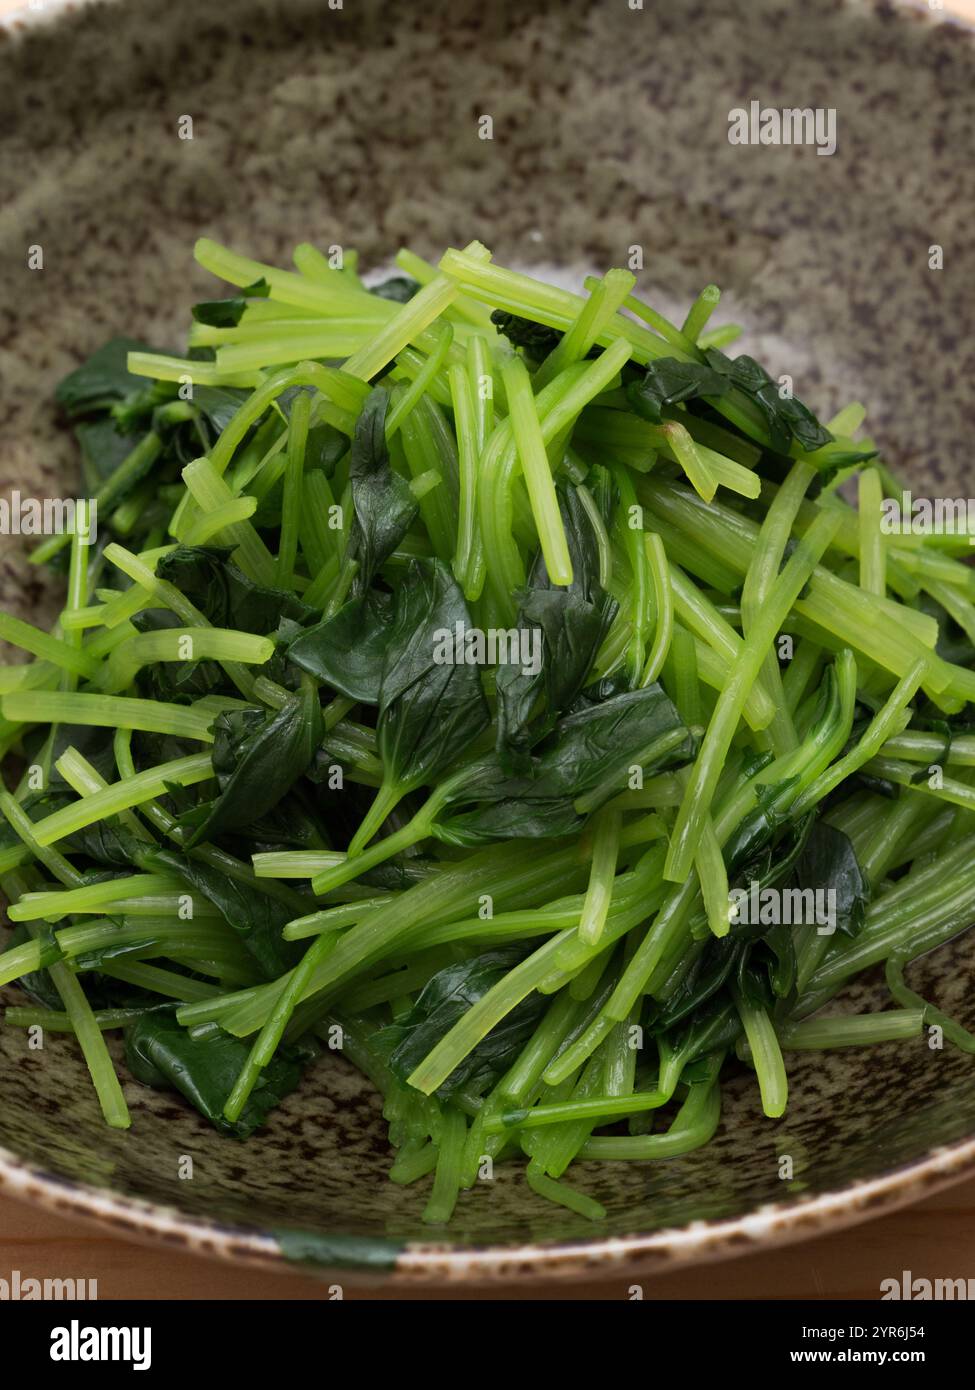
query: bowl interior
[{"left": 2, "top": 0, "right": 975, "bottom": 1265}]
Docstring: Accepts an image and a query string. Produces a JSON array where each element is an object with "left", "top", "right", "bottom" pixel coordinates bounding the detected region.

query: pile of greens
[{"left": 2, "top": 236, "right": 975, "bottom": 1225}]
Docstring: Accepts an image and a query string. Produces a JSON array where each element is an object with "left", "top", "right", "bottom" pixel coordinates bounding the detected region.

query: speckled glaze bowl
[{"left": 2, "top": 0, "right": 975, "bottom": 1288}]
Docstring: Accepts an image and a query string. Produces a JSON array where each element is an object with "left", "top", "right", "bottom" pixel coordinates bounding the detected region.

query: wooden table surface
[
  {"left": 2, "top": 0, "right": 975, "bottom": 1302},
  {"left": 0, "top": 1180, "right": 974, "bottom": 1299}
]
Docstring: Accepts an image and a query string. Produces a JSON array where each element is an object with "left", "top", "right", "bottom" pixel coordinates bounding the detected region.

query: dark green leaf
[
  {"left": 190, "top": 279, "right": 270, "bottom": 328},
  {"left": 346, "top": 387, "right": 419, "bottom": 595},
  {"left": 651, "top": 940, "right": 745, "bottom": 1033},
  {"left": 627, "top": 359, "right": 729, "bottom": 424},
  {"left": 62, "top": 821, "right": 153, "bottom": 871},
  {"left": 762, "top": 923, "right": 797, "bottom": 999},
  {"left": 376, "top": 561, "right": 490, "bottom": 790},
  {"left": 916, "top": 593, "right": 975, "bottom": 668},
  {"left": 432, "top": 759, "right": 584, "bottom": 846},
  {"left": 75, "top": 418, "right": 140, "bottom": 489},
  {"left": 55, "top": 337, "right": 158, "bottom": 418},
  {"left": 224, "top": 789, "right": 330, "bottom": 855},
  {"left": 124, "top": 1009, "right": 303, "bottom": 1137},
  {"left": 703, "top": 348, "right": 833, "bottom": 454},
  {"left": 490, "top": 310, "right": 562, "bottom": 359},
  {"left": 146, "top": 848, "right": 300, "bottom": 979},
  {"left": 305, "top": 422, "right": 349, "bottom": 476},
  {"left": 288, "top": 589, "right": 394, "bottom": 703},
  {"left": 790, "top": 820, "right": 869, "bottom": 939},
  {"left": 370, "top": 275, "right": 420, "bottom": 305},
  {"left": 736, "top": 956, "right": 776, "bottom": 1010},
  {"left": 38, "top": 723, "right": 118, "bottom": 788},
  {"left": 724, "top": 786, "right": 808, "bottom": 889},
  {"left": 180, "top": 684, "right": 323, "bottom": 848},
  {"left": 656, "top": 996, "right": 741, "bottom": 1065},
  {"left": 192, "top": 386, "right": 250, "bottom": 436},
  {"left": 156, "top": 545, "right": 316, "bottom": 634},
  {"left": 530, "top": 683, "right": 693, "bottom": 807},
  {"left": 496, "top": 485, "right": 618, "bottom": 771},
  {"left": 435, "top": 683, "right": 692, "bottom": 845},
  {"left": 373, "top": 947, "right": 546, "bottom": 1098}
]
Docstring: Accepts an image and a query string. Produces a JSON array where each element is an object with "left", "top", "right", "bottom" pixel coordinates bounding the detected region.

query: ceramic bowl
[{"left": 1, "top": 0, "right": 975, "bottom": 1287}]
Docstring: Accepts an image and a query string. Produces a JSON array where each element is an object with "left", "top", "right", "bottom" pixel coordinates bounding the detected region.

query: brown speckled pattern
[{"left": 1, "top": 0, "right": 974, "bottom": 1285}]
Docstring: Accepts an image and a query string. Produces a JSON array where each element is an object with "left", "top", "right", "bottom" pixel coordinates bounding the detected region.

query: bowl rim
[
  {"left": 3, "top": 0, "right": 975, "bottom": 1287},
  {"left": 2, "top": 1132, "right": 975, "bottom": 1284}
]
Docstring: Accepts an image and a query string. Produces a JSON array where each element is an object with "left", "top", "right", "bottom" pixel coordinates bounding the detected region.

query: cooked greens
[{"left": 2, "top": 237, "right": 975, "bottom": 1227}]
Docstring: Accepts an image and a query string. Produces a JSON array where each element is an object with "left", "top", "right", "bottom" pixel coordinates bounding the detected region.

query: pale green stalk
[
  {"left": 0, "top": 790, "right": 84, "bottom": 887},
  {"left": 448, "top": 360, "right": 480, "bottom": 591},
  {"left": 343, "top": 241, "right": 490, "bottom": 382},
  {"left": 1, "top": 692, "right": 215, "bottom": 742},
  {"left": 640, "top": 532, "right": 673, "bottom": 686},
  {"left": 181, "top": 457, "right": 276, "bottom": 582},
  {"left": 681, "top": 284, "right": 721, "bottom": 343},
  {"left": 666, "top": 509, "right": 841, "bottom": 881},
  {"left": 576, "top": 808, "right": 622, "bottom": 946},
  {"left": 277, "top": 388, "right": 310, "bottom": 589},
  {"left": 733, "top": 987, "right": 787, "bottom": 1117},
  {"left": 386, "top": 322, "right": 453, "bottom": 437},
  {"left": 194, "top": 237, "right": 389, "bottom": 317},
  {"left": 97, "top": 628, "right": 273, "bottom": 694},
  {"left": 533, "top": 267, "right": 635, "bottom": 389},
  {"left": 858, "top": 467, "right": 886, "bottom": 596},
  {"left": 0, "top": 613, "right": 98, "bottom": 680},
  {"left": 27, "top": 752, "right": 212, "bottom": 846}
]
